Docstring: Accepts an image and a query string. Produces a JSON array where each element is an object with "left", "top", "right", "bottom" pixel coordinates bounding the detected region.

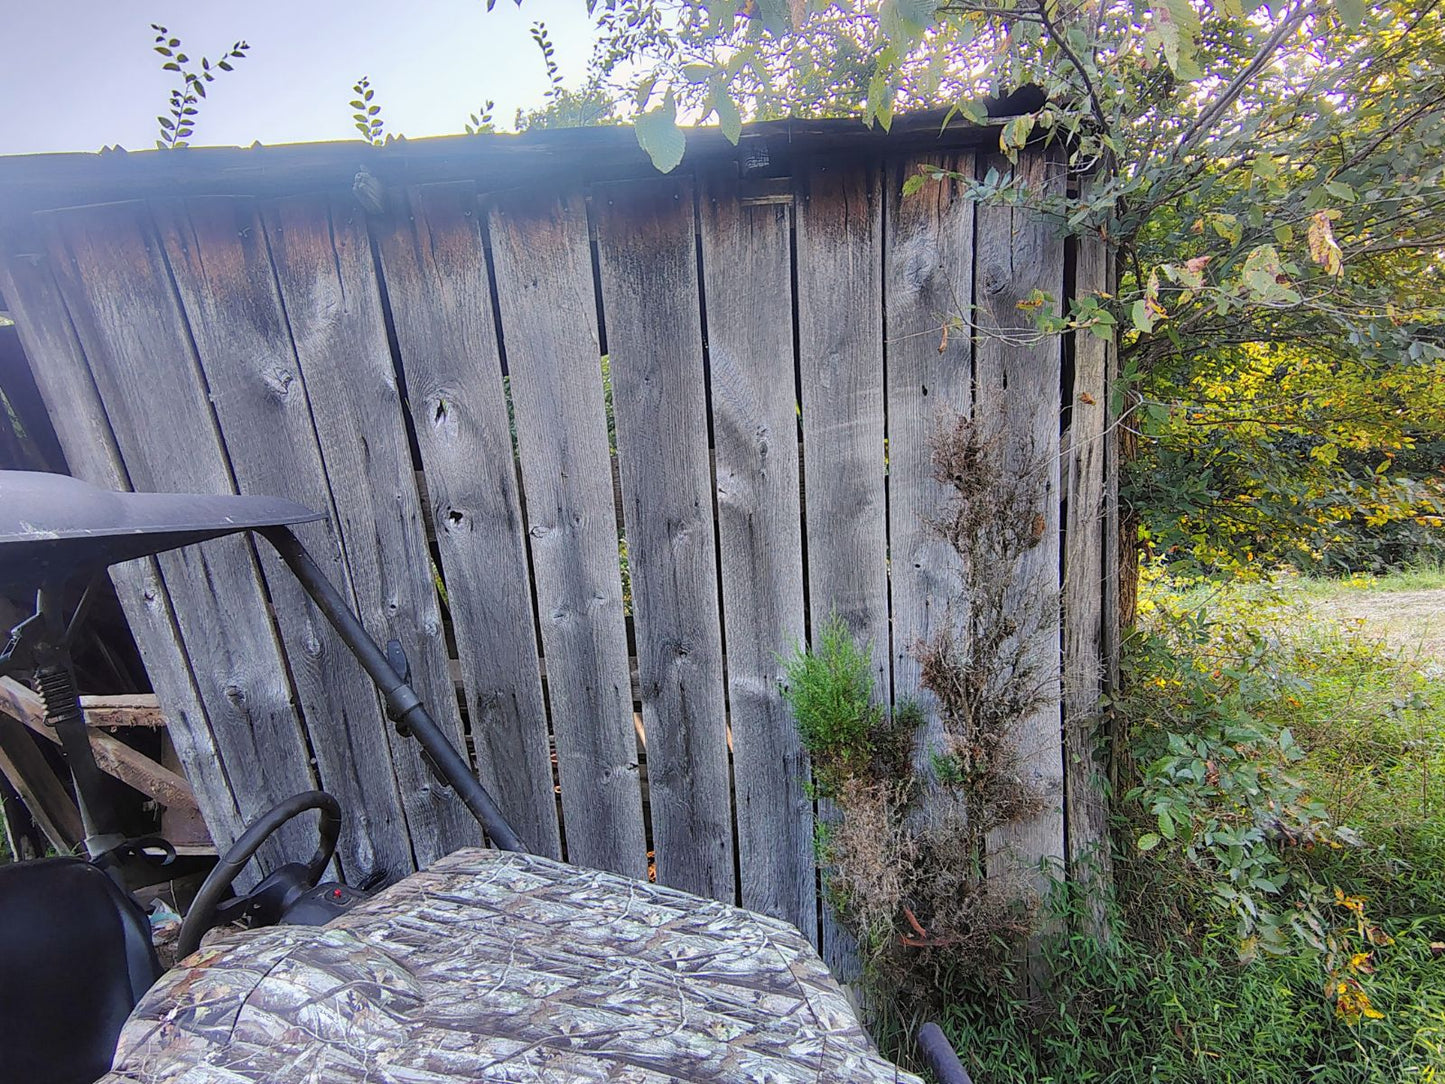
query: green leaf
[
  {"left": 1132, "top": 299, "right": 1157, "bottom": 333},
  {"left": 633, "top": 74, "right": 657, "bottom": 111},
  {"left": 682, "top": 63, "right": 716, "bottom": 84},
  {"left": 1242, "top": 244, "right": 1300, "bottom": 303},
  {"left": 1138, "top": 832, "right": 1162, "bottom": 851},
  {"left": 1335, "top": 0, "right": 1366, "bottom": 26},
  {"left": 715, "top": 88, "right": 742, "bottom": 145},
  {"left": 635, "top": 91, "right": 686, "bottom": 173},
  {"left": 755, "top": 0, "right": 790, "bottom": 35},
  {"left": 945, "top": 99, "right": 988, "bottom": 128},
  {"left": 1150, "top": 0, "right": 1203, "bottom": 77},
  {"left": 901, "top": 172, "right": 927, "bottom": 199},
  {"left": 1324, "top": 180, "right": 1357, "bottom": 202},
  {"left": 896, "top": 0, "right": 938, "bottom": 28}
]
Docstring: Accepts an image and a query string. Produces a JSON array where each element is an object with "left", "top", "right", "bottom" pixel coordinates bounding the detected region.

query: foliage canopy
[{"left": 492, "top": 0, "right": 1444, "bottom": 574}]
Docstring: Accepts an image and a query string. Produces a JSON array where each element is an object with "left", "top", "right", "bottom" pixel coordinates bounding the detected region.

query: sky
[{"left": 0, "top": 0, "right": 598, "bottom": 156}]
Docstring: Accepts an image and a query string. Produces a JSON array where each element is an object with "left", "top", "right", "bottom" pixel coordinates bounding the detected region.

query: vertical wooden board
[
  {"left": 795, "top": 160, "right": 891, "bottom": 694},
  {"left": 34, "top": 203, "right": 320, "bottom": 865},
  {"left": 1063, "top": 225, "right": 1113, "bottom": 934},
  {"left": 370, "top": 181, "right": 558, "bottom": 859},
  {"left": 885, "top": 153, "right": 975, "bottom": 777},
  {"left": 151, "top": 195, "right": 413, "bottom": 884},
  {"left": 0, "top": 248, "right": 248, "bottom": 871},
  {"left": 262, "top": 193, "right": 476, "bottom": 867},
  {"left": 1101, "top": 241, "right": 1122, "bottom": 701},
  {"left": 487, "top": 189, "right": 646, "bottom": 879},
  {"left": 973, "top": 150, "right": 1066, "bottom": 896},
  {"left": 698, "top": 174, "right": 814, "bottom": 935},
  {"left": 795, "top": 158, "right": 890, "bottom": 977},
  {"left": 592, "top": 175, "right": 735, "bottom": 903}
]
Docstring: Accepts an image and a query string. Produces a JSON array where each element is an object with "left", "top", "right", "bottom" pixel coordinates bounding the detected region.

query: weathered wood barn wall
[{"left": 0, "top": 114, "right": 1116, "bottom": 967}]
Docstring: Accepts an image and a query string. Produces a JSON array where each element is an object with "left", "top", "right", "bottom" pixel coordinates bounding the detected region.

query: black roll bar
[{"left": 258, "top": 526, "right": 524, "bottom": 854}]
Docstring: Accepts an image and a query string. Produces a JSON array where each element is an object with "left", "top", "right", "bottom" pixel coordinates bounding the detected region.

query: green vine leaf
[
  {"left": 635, "top": 91, "right": 686, "bottom": 173},
  {"left": 714, "top": 86, "right": 742, "bottom": 144},
  {"left": 1335, "top": 0, "right": 1366, "bottom": 26}
]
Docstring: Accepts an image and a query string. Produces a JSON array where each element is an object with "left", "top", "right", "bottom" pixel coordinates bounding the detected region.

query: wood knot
[{"left": 262, "top": 365, "right": 296, "bottom": 400}]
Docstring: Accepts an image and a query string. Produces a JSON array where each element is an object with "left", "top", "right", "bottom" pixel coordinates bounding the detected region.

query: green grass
[
  {"left": 1161, "top": 560, "right": 1445, "bottom": 614},
  {"left": 1283, "top": 561, "right": 1445, "bottom": 598},
  {"left": 916, "top": 570, "right": 1445, "bottom": 1084}
]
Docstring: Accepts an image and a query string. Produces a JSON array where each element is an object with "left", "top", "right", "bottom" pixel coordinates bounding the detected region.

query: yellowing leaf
[
  {"left": 1211, "top": 213, "right": 1243, "bottom": 246},
  {"left": 1000, "top": 112, "right": 1036, "bottom": 153},
  {"left": 1308, "top": 211, "right": 1344, "bottom": 276}
]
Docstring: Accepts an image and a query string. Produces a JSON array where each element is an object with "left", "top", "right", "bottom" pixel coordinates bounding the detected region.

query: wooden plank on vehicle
[
  {"left": 79, "top": 695, "right": 163, "bottom": 728},
  {"left": 487, "top": 188, "right": 647, "bottom": 878},
  {"left": 592, "top": 175, "right": 735, "bottom": 903},
  {"left": 973, "top": 150, "right": 1067, "bottom": 900},
  {"left": 0, "top": 242, "right": 249, "bottom": 868},
  {"left": 371, "top": 181, "right": 559, "bottom": 859},
  {"left": 795, "top": 158, "right": 890, "bottom": 977},
  {"left": 698, "top": 172, "right": 814, "bottom": 935},
  {"left": 35, "top": 201, "right": 320, "bottom": 866},
  {"left": 0, "top": 710, "right": 82, "bottom": 852},
  {"left": 885, "top": 152, "right": 975, "bottom": 783},
  {"left": 153, "top": 195, "right": 414, "bottom": 884},
  {"left": 1065, "top": 222, "right": 1114, "bottom": 934},
  {"left": 1, "top": 676, "right": 198, "bottom": 815},
  {"left": 262, "top": 191, "right": 478, "bottom": 868}
]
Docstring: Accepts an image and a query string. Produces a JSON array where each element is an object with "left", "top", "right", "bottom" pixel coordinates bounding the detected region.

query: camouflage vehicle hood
[{"left": 98, "top": 848, "right": 922, "bottom": 1083}]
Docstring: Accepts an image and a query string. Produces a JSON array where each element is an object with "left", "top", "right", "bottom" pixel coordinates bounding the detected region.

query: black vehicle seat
[{"left": 0, "top": 857, "right": 161, "bottom": 1084}]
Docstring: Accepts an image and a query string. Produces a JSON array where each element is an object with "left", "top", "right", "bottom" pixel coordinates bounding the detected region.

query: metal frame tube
[
  {"left": 259, "top": 526, "right": 524, "bottom": 854},
  {"left": 917, "top": 1023, "right": 973, "bottom": 1084}
]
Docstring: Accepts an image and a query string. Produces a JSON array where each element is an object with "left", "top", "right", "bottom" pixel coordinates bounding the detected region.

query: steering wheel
[{"left": 177, "top": 790, "right": 340, "bottom": 959}]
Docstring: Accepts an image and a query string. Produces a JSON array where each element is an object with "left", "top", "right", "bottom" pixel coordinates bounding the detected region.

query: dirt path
[{"left": 1310, "top": 588, "right": 1445, "bottom": 661}]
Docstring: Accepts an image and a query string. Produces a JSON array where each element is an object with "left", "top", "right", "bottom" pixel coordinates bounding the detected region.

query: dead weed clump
[{"left": 783, "top": 411, "right": 1055, "bottom": 1007}]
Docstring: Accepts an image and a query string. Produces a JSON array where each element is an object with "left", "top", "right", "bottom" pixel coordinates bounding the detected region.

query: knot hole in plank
[
  {"left": 262, "top": 364, "right": 296, "bottom": 402},
  {"left": 980, "top": 254, "right": 1012, "bottom": 297}
]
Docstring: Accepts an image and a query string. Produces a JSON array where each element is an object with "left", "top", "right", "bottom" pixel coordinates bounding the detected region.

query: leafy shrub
[
  {"left": 781, "top": 614, "right": 910, "bottom": 796},
  {"left": 780, "top": 413, "right": 1051, "bottom": 1001},
  {"left": 914, "top": 575, "right": 1445, "bottom": 1083}
]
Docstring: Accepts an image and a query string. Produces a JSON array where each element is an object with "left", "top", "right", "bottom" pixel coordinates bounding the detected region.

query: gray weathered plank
[
  {"left": 262, "top": 192, "right": 477, "bottom": 868},
  {"left": 153, "top": 196, "right": 413, "bottom": 884},
  {"left": 885, "top": 152, "right": 975, "bottom": 783},
  {"left": 0, "top": 248, "right": 248, "bottom": 865},
  {"left": 592, "top": 175, "right": 735, "bottom": 903},
  {"left": 973, "top": 150, "right": 1066, "bottom": 898},
  {"left": 35, "top": 203, "right": 321, "bottom": 865},
  {"left": 795, "top": 158, "right": 890, "bottom": 978},
  {"left": 698, "top": 173, "right": 814, "bottom": 935},
  {"left": 486, "top": 189, "right": 647, "bottom": 879},
  {"left": 1063, "top": 225, "right": 1113, "bottom": 934},
  {"left": 0, "top": 708, "right": 83, "bottom": 852},
  {"left": 370, "top": 181, "right": 558, "bottom": 859}
]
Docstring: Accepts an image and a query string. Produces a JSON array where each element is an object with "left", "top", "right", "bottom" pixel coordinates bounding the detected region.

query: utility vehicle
[{"left": 0, "top": 469, "right": 968, "bottom": 1084}]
